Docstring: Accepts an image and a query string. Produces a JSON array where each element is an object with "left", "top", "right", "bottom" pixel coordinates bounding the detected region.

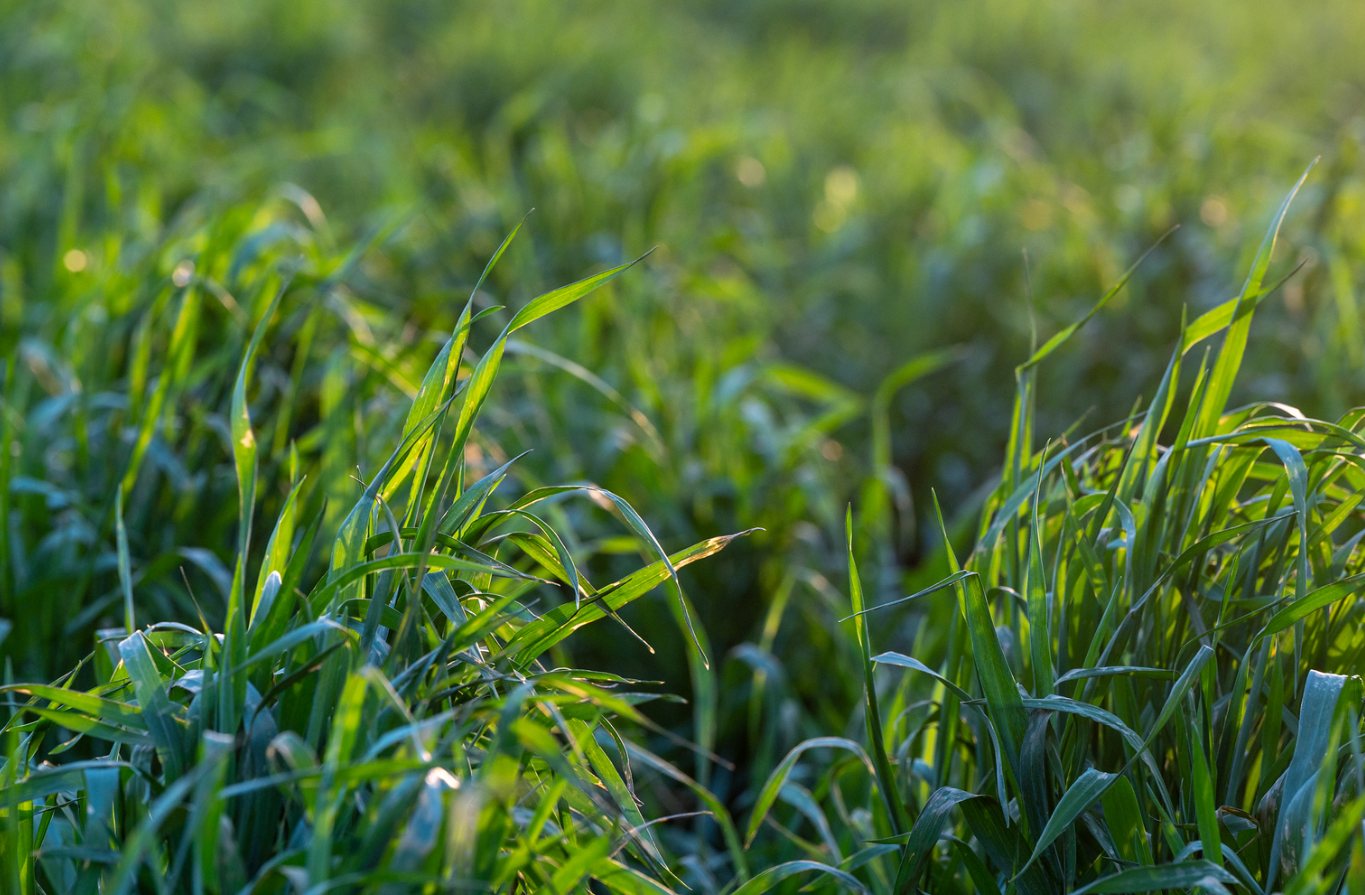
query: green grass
[
  {"left": 5, "top": 1, "right": 1365, "bottom": 891},
  {"left": 7, "top": 0, "right": 1365, "bottom": 724},
  {"left": 0, "top": 235, "right": 756, "bottom": 892},
  {"left": 736, "top": 164, "right": 1365, "bottom": 895},
  {"left": 6, "top": 168, "right": 1365, "bottom": 894}
]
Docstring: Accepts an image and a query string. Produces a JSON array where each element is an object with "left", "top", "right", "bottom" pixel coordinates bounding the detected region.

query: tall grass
[
  {"left": 4, "top": 1, "right": 1365, "bottom": 888},
  {"left": 7, "top": 165, "right": 1365, "bottom": 893},
  {"left": 8, "top": 0, "right": 1365, "bottom": 662},
  {"left": 0, "top": 232, "right": 753, "bottom": 893},
  {"left": 736, "top": 166, "right": 1365, "bottom": 893},
  {"left": 8, "top": 1, "right": 1365, "bottom": 790}
]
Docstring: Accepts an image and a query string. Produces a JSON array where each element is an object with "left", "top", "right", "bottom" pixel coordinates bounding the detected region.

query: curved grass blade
[
  {"left": 119, "top": 630, "right": 186, "bottom": 781},
  {"left": 1015, "top": 769, "right": 1115, "bottom": 879},
  {"left": 503, "top": 530, "right": 757, "bottom": 665},
  {"left": 744, "top": 737, "right": 874, "bottom": 846},
  {"left": 1017, "top": 227, "right": 1175, "bottom": 373},
  {"left": 1072, "top": 860, "right": 1238, "bottom": 895},
  {"left": 1194, "top": 159, "right": 1315, "bottom": 438},
  {"left": 1268, "top": 670, "right": 1351, "bottom": 889},
  {"left": 893, "top": 787, "right": 983, "bottom": 894},
  {"left": 727, "top": 860, "right": 872, "bottom": 895}
]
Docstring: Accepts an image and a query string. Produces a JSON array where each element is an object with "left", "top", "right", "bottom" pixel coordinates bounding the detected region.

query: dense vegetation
[{"left": 3, "top": 1, "right": 1365, "bottom": 892}]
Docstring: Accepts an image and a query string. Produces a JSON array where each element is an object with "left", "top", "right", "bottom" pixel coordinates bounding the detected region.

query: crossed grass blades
[
  {"left": 0, "top": 226, "right": 756, "bottom": 894},
  {"left": 4, "top": 163, "right": 1365, "bottom": 895},
  {"left": 736, "top": 163, "right": 1365, "bottom": 895}
]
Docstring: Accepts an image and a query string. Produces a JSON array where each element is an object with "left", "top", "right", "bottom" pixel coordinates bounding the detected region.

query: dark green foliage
[
  {"left": 5, "top": 2, "right": 1365, "bottom": 892},
  {"left": 737, "top": 171, "right": 1365, "bottom": 893},
  {"left": 0, "top": 245, "right": 753, "bottom": 892},
  {"left": 7, "top": 1, "right": 1365, "bottom": 701}
]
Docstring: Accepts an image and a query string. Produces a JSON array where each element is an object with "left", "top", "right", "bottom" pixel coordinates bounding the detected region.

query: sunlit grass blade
[
  {"left": 1194, "top": 159, "right": 1316, "bottom": 438},
  {"left": 744, "top": 736, "right": 874, "bottom": 846},
  {"left": 1070, "top": 860, "right": 1238, "bottom": 895}
]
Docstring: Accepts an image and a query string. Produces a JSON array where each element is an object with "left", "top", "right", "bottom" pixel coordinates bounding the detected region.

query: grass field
[{"left": 4, "top": 1, "right": 1365, "bottom": 892}]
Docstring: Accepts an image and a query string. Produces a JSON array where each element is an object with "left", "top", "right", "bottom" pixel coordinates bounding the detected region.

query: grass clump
[
  {"left": 0, "top": 229, "right": 752, "bottom": 893},
  {"left": 736, "top": 166, "right": 1365, "bottom": 893}
]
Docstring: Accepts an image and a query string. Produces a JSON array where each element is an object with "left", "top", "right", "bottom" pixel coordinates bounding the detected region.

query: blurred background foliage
[{"left": 3, "top": 0, "right": 1365, "bottom": 804}]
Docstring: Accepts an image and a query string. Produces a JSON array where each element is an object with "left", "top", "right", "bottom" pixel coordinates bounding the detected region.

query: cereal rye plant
[
  {"left": 741, "top": 163, "right": 1365, "bottom": 895},
  {"left": 0, "top": 227, "right": 753, "bottom": 894}
]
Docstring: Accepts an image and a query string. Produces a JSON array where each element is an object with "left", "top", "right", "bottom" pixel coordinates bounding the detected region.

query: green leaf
[
  {"left": 529, "top": 836, "right": 612, "bottom": 895},
  {"left": 1025, "top": 457, "right": 1054, "bottom": 697},
  {"left": 841, "top": 570, "right": 974, "bottom": 621},
  {"left": 102, "top": 732, "right": 232, "bottom": 895},
  {"left": 622, "top": 740, "right": 749, "bottom": 882},
  {"left": 309, "top": 550, "right": 537, "bottom": 613},
  {"left": 934, "top": 492, "right": 1026, "bottom": 787},
  {"left": 19, "top": 707, "right": 152, "bottom": 746},
  {"left": 589, "top": 485, "right": 705, "bottom": 663},
  {"left": 1143, "top": 645, "right": 1215, "bottom": 750},
  {"left": 893, "top": 787, "right": 983, "bottom": 894},
  {"left": 1053, "top": 666, "right": 1173, "bottom": 685},
  {"left": 1071, "top": 860, "right": 1238, "bottom": 895},
  {"left": 1281, "top": 793, "right": 1365, "bottom": 895},
  {"left": 726, "top": 860, "right": 872, "bottom": 895},
  {"left": 0, "top": 684, "right": 145, "bottom": 729},
  {"left": 593, "top": 858, "right": 677, "bottom": 895},
  {"left": 1017, "top": 227, "right": 1174, "bottom": 373},
  {"left": 1268, "top": 670, "right": 1351, "bottom": 888},
  {"left": 572, "top": 720, "right": 664, "bottom": 868},
  {"left": 115, "top": 490, "right": 134, "bottom": 634},
  {"left": 118, "top": 631, "right": 186, "bottom": 781},
  {"left": 251, "top": 476, "right": 304, "bottom": 626},
  {"left": 1016, "top": 769, "right": 1115, "bottom": 878},
  {"left": 1187, "top": 713, "right": 1223, "bottom": 867},
  {"left": 1019, "top": 696, "right": 1165, "bottom": 789},
  {"left": 230, "top": 276, "right": 289, "bottom": 547},
  {"left": 1100, "top": 775, "right": 1153, "bottom": 867},
  {"left": 1255, "top": 574, "right": 1365, "bottom": 642},
  {"left": 845, "top": 509, "right": 910, "bottom": 836},
  {"left": 958, "top": 797, "right": 1053, "bottom": 895},
  {"left": 744, "top": 737, "right": 874, "bottom": 846},
  {"left": 504, "top": 530, "right": 757, "bottom": 664},
  {"left": 1194, "top": 160, "right": 1315, "bottom": 437},
  {"left": 1182, "top": 257, "right": 1312, "bottom": 355},
  {"left": 508, "top": 254, "right": 647, "bottom": 333},
  {"left": 873, "top": 651, "right": 975, "bottom": 704},
  {"left": 239, "top": 619, "right": 356, "bottom": 673},
  {"left": 439, "top": 452, "right": 526, "bottom": 537}
]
